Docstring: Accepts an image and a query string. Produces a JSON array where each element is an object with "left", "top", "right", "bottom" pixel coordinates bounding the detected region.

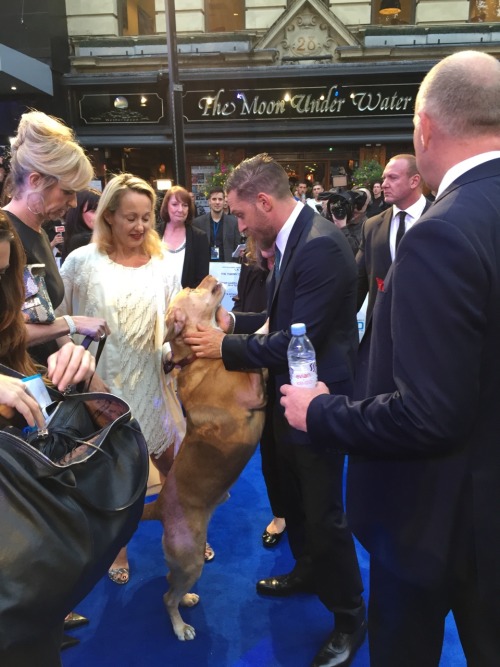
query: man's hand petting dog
[{"left": 184, "top": 326, "right": 225, "bottom": 359}]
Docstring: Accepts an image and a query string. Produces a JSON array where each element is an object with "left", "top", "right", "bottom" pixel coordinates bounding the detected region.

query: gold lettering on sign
[
  {"left": 291, "top": 86, "right": 345, "bottom": 114},
  {"left": 350, "top": 92, "right": 413, "bottom": 113},
  {"left": 240, "top": 93, "right": 286, "bottom": 116},
  {"left": 199, "top": 89, "right": 236, "bottom": 117},
  {"left": 193, "top": 86, "right": 415, "bottom": 121}
]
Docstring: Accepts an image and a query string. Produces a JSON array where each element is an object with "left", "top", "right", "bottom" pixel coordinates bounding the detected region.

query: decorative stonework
[
  {"left": 254, "top": 0, "right": 358, "bottom": 64},
  {"left": 282, "top": 8, "right": 336, "bottom": 58}
]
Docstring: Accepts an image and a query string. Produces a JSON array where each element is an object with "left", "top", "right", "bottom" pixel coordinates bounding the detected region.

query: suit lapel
[
  {"left": 436, "top": 158, "right": 500, "bottom": 202},
  {"left": 267, "top": 206, "right": 313, "bottom": 312},
  {"left": 377, "top": 208, "right": 393, "bottom": 268}
]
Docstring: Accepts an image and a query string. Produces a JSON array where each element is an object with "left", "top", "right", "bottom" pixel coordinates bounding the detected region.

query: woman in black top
[
  {"left": 2, "top": 111, "right": 108, "bottom": 366},
  {"left": 157, "top": 185, "right": 209, "bottom": 288},
  {"left": 61, "top": 187, "right": 101, "bottom": 263}
]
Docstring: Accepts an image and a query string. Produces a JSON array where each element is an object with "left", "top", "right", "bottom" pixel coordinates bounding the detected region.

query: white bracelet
[
  {"left": 227, "top": 311, "right": 236, "bottom": 334},
  {"left": 62, "top": 314, "right": 77, "bottom": 336}
]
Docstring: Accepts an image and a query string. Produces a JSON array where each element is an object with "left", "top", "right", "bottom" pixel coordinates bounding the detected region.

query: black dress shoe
[
  {"left": 262, "top": 528, "right": 286, "bottom": 548},
  {"left": 256, "top": 572, "right": 314, "bottom": 596},
  {"left": 61, "top": 634, "right": 80, "bottom": 651},
  {"left": 64, "top": 612, "right": 89, "bottom": 629},
  {"left": 311, "top": 619, "right": 367, "bottom": 667}
]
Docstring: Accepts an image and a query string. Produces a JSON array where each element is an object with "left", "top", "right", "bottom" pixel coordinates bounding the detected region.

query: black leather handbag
[{"left": 0, "top": 363, "right": 149, "bottom": 655}]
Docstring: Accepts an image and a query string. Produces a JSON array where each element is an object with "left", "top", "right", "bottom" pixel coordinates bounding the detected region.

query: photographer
[{"left": 321, "top": 188, "right": 372, "bottom": 255}]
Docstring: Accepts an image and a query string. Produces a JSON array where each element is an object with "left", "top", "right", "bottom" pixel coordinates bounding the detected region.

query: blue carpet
[{"left": 62, "top": 449, "right": 465, "bottom": 666}]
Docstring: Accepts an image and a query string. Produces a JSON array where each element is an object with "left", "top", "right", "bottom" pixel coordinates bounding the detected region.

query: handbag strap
[
  {"left": 81, "top": 334, "right": 106, "bottom": 365},
  {"left": 0, "top": 334, "right": 105, "bottom": 382},
  {"left": 0, "top": 363, "right": 25, "bottom": 381},
  {"left": 79, "top": 334, "right": 106, "bottom": 392}
]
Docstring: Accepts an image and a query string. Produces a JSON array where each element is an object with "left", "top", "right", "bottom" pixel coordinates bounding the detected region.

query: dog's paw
[
  {"left": 176, "top": 623, "right": 196, "bottom": 641},
  {"left": 180, "top": 592, "right": 200, "bottom": 607}
]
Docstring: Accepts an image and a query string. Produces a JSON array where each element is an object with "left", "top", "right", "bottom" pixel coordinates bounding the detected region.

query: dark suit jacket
[
  {"left": 222, "top": 204, "right": 359, "bottom": 447},
  {"left": 307, "top": 158, "right": 500, "bottom": 593},
  {"left": 356, "top": 199, "right": 432, "bottom": 325},
  {"left": 192, "top": 212, "right": 240, "bottom": 262},
  {"left": 157, "top": 222, "right": 209, "bottom": 289}
]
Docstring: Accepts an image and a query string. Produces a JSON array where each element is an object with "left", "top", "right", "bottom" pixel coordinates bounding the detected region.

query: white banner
[
  {"left": 209, "top": 262, "right": 241, "bottom": 312},
  {"left": 357, "top": 296, "right": 368, "bottom": 341}
]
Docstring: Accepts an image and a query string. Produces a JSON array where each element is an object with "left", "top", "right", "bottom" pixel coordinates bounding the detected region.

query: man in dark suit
[
  {"left": 281, "top": 51, "right": 500, "bottom": 666},
  {"left": 357, "top": 154, "right": 430, "bottom": 326},
  {"left": 185, "top": 154, "right": 366, "bottom": 667},
  {"left": 193, "top": 187, "right": 241, "bottom": 262}
]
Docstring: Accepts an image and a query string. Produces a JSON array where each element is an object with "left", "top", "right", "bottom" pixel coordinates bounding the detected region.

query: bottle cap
[{"left": 291, "top": 323, "right": 306, "bottom": 336}]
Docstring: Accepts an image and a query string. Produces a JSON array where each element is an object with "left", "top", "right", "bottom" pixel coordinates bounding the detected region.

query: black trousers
[
  {"left": 276, "top": 436, "right": 364, "bottom": 631},
  {"left": 369, "top": 556, "right": 500, "bottom": 667},
  {"left": 260, "top": 392, "right": 286, "bottom": 519}
]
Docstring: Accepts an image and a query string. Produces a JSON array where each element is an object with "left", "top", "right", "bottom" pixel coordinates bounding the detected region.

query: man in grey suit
[
  {"left": 281, "top": 50, "right": 500, "bottom": 667},
  {"left": 193, "top": 187, "right": 241, "bottom": 262}
]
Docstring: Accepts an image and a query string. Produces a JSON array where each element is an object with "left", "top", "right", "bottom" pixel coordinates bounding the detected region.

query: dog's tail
[{"left": 141, "top": 498, "right": 162, "bottom": 521}]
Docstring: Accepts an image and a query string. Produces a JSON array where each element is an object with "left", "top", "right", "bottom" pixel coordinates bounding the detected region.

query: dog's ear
[{"left": 165, "top": 306, "right": 186, "bottom": 342}]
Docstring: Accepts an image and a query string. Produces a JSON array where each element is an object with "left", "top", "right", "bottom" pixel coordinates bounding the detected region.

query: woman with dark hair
[
  {"left": 158, "top": 185, "right": 209, "bottom": 288},
  {"left": 61, "top": 188, "right": 101, "bottom": 263},
  {"left": 0, "top": 214, "right": 33, "bottom": 375},
  {"left": 0, "top": 211, "right": 98, "bottom": 663},
  {"left": 0, "top": 213, "right": 94, "bottom": 388}
]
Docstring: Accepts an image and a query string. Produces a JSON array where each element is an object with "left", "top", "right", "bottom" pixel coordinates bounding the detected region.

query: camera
[{"left": 319, "top": 189, "right": 368, "bottom": 224}]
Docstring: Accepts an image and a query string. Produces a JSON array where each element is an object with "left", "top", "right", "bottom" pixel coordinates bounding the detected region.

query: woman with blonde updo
[{"left": 2, "top": 111, "right": 109, "bottom": 366}]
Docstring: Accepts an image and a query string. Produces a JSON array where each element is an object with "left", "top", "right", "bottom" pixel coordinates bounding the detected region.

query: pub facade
[{"left": 2, "top": 0, "right": 500, "bottom": 198}]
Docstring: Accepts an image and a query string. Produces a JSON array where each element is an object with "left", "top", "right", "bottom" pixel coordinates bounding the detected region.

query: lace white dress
[{"left": 57, "top": 244, "right": 185, "bottom": 456}]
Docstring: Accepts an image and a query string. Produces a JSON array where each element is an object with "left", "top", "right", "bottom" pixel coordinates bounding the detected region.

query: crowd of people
[{"left": 1, "top": 49, "right": 499, "bottom": 667}]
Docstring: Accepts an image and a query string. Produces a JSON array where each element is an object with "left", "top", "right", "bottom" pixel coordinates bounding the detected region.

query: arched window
[
  {"left": 372, "top": 0, "right": 415, "bottom": 25},
  {"left": 205, "top": 0, "right": 245, "bottom": 32},
  {"left": 469, "top": 0, "right": 500, "bottom": 22}
]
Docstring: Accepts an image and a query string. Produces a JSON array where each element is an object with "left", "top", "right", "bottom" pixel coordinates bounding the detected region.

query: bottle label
[{"left": 289, "top": 361, "right": 317, "bottom": 388}]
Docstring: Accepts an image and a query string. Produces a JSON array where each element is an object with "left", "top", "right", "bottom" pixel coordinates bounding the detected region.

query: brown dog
[{"left": 155, "top": 275, "right": 266, "bottom": 641}]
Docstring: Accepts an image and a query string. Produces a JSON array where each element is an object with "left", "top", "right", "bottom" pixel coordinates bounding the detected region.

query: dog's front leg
[
  {"left": 162, "top": 534, "right": 205, "bottom": 641},
  {"left": 163, "top": 589, "right": 199, "bottom": 641}
]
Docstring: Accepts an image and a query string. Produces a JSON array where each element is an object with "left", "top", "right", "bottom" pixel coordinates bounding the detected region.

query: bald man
[{"left": 281, "top": 50, "right": 500, "bottom": 667}]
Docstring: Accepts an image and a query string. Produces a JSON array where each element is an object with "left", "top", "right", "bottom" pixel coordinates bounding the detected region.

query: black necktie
[
  {"left": 274, "top": 245, "right": 282, "bottom": 281},
  {"left": 395, "top": 211, "right": 407, "bottom": 251}
]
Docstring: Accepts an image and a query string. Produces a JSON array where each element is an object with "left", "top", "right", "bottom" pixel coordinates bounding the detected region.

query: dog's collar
[{"left": 163, "top": 354, "right": 197, "bottom": 375}]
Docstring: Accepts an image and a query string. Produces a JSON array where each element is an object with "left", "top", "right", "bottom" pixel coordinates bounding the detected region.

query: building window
[
  {"left": 118, "top": 0, "right": 128, "bottom": 34},
  {"left": 372, "top": 0, "right": 415, "bottom": 25},
  {"left": 119, "top": 0, "right": 156, "bottom": 36},
  {"left": 205, "top": 0, "right": 245, "bottom": 32},
  {"left": 469, "top": 0, "right": 500, "bottom": 22}
]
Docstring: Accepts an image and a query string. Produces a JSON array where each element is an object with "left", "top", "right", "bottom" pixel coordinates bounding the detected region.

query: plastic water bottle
[{"left": 287, "top": 323, "right": 317, "bottom": 388}]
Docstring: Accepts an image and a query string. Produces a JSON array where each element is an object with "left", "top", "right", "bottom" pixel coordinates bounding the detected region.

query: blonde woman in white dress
[{"left": 57, "top": 173, "right": 185, "bottom": 584}]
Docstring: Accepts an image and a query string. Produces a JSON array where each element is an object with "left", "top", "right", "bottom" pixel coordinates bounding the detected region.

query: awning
[
  {"left": 0, "top": 44, "right": 53, "bottom": 95},
  {"left": 76, "top": 132, "right": 413, "bottom": 148}
]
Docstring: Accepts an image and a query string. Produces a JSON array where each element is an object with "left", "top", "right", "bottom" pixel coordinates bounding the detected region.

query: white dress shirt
[{"left": 389, "top": 194, "right": 428, "bottom": 261}]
